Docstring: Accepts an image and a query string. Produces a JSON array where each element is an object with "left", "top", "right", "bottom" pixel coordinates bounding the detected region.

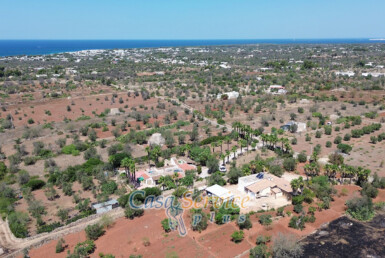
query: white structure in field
[
  {"left": 92, "top": 199, "right": 119, "bottom": 214},
  {"left": 217, "top": 91, "right": 239, "bottom": 100},
  {"left": 206, "top": 184, "right": 235, "bottom": 202},
  {"left": 362, "top": 72, "right": 385, "bottom": 78},
  {"left": 335, "top": 71, "right": 355, "bottom": 77},
  {"left": 267, "top": 85, "right": 287, "bottom": 95},
  {"left": 219, "top": 62, "right": 231, "bottom": 69}
]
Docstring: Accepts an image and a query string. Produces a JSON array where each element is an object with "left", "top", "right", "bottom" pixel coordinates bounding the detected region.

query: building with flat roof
[
  {"left": 238, "top": 173, "right": 292, "bottom": 200},
  {"left": 91, "top": 199, "right": 119, "bottom": 214},
  {"left": 206, "top": 184, "right": 235, "bottom": 202}
]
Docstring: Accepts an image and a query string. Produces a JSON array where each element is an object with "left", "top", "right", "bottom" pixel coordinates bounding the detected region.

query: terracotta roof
[
  {"left": 136, "top": 170, "right": 150, "bottom": 180},
  {"left": 178, "top": 163, "right": 196, "bottom": 171}
]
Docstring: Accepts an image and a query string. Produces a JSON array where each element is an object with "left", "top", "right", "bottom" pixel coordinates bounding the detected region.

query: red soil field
[{"left": 28, "top": 185, "right": 383, "bottom": 258}]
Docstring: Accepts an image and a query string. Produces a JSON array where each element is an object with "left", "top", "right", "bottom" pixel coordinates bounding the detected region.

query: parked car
[{"left": 219, "top": 166, "right": 227, "bottom": 172}]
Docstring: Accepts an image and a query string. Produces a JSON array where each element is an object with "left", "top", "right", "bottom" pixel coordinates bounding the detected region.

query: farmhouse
[{"left": 124, "top": 158, "right": 197, "bottom": 188}]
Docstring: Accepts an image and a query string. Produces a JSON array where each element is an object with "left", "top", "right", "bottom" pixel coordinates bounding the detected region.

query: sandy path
[{"left": 0, "top": 208, "right": 125, "bottom": 258}]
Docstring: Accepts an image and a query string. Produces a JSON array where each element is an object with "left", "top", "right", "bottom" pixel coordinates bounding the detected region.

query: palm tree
[
  {"left": 185, "top": 144, "right": 191, "bottom": 157},
  {"left": 270, "top": 134, "right": 278, "bottom": 150},
  {"left": 218, "top": 140, "right": 223, "bottom": 154},
  {"left": 151, "top": 145, "right": 162, "bottom": 164},
  {"left": 291, "top": 179, "right": 300, "bottom": 196},
  {"left": 324, "top": 164, "right": 332, "bottom": 179},
  {"left": 239, "top": 139, "right": 247, "bottom": 155},
  {"left": 211, "top": 142, "right": 216, "bottom": 153},
  {"left": 298, "top": 176, "right": 305, "bottom": 192},
  {"left": 129, "top": 159, "right": 136, "bottom": 183},
  {"left": 158, "top": 176, "right": 166, "bottom": 190},
  {"left": 226, "top": 150, "right": 231, "bottom": 163},
  {"left": 121, "top": 157, "right": 131, "bottom": 178},
  {"left": 172, "top": 172, "right": 179, "bottom": 187},
  {"left": 357, "top": 167, "right": 371, "bottom": 185},
  {"left": 304, "top": 163, "right": 313, "bottom": 181},
  {"left": 225, "top": 136, "right": 231, "bottom": 152},
  {"left": 231, "top": 145, "right": 238, "bottom": 160},
  {"left": 145, "top": 146, "right": 151, "bottom": 166},
  {"left": 345, "top": 165, "right": 356, "bottom": 184},
  {"left": 220, "top": 153, "right": 226, "bottom": 166},
  {"left": 261, "top": 134, "right": 267, "bottom": 147},
  {"left": 251, "top": 141, "right": 257, "bottom": 151}
]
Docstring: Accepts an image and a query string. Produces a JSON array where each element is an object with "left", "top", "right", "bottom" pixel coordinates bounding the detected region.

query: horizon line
[{"left": 0, "top": 37, "right": 384, "bottom": 41}]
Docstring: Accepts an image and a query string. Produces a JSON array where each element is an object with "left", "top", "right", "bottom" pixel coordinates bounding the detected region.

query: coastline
[{"left": 0, "top": 38, "right": 384, "bottom": 57}]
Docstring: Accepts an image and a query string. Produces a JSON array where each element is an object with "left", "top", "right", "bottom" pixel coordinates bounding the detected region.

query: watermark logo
[
  {"left": 166, "top": 203, "right": 187, "bottom": 236},
  {"left": 127, "top": 190, "right": 251, "bottom": 237}
]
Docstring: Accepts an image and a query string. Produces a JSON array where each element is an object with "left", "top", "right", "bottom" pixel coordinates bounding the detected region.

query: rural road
[{"left": 0, "top": 208, "right": 125, "bottom": 258}]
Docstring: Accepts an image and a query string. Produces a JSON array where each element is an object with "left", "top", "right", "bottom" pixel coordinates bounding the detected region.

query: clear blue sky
[{"left": 1, "top": 0, "right": 384, "bottom": 39}]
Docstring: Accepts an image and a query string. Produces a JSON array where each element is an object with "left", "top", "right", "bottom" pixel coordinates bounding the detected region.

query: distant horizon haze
[{"left": 0, "top": 0, "right": 384, "bottom": 40}]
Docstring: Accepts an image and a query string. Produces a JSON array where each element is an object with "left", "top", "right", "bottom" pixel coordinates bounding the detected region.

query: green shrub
[
  {"left": 25, "top": 179, "right": 46, "bottom": 191},
  {"left": 293, "top": 204, "right": 303, "bottom": 214},
  {"left": 191, "top": 208, "right": 208, "bottom": 232},
  {"left": 37, "top": 222, "right": 62, "bottom": 233},
  {"left": 236, "top": 214, "right": 252, "bottom": 230},
  {"left": 85, "top": 223, "right": 105, "bottom": 240},
  {"left": 337, "top": 143, "right": 352, "bottom": 154},
  {"left": 161, "top": 218, "right": 171, "bottom": 232},
  {"left": 61, "top": 144, "right": 79, "bottom": 155},
  {"left": 283, "top": 158, "right": 296, "bottom": 172},
  {"left": 231, "top": 230, "right": 244, "bottom": 243},
  {"left": 73, "top": 240, "right": 96, "bottom": 256},
  {"left": 55, "top": 238, "right": 65, "bottom": 253},
  {"left": 258, "top": 214, "right": 272, "bottom": 226},
  {"left": 8, "top": 212, "right": 29, "bottom": 238},
  {"left": 292, "top": 195, "right": 304, "bottom": 205},
  {"left": 125, "top": 205, "right": 144, "bottom": 219},
  {"left": 361, "top": 183, "right": 378, "bottom": 198},
  {"left": 101, "top": 181, "right": 117, "bottom": 195},
  {"left": 289, "top": 216, "right": 305, "bottom": 230},
  {"left": 346, "top": 196, "right": 374, "bottom": 221},
  {"left": 297, "top": 152, "right": 307, "bottom": 163}
]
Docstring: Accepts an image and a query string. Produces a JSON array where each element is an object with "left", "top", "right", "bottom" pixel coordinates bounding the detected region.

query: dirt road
[{"left": 0, "top": 208, "right": 125, "bottom": 258}]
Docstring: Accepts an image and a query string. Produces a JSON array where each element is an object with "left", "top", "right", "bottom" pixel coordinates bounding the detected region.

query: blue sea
[{"left": 0, "top": 39, "right": 384, "bottom": 57}]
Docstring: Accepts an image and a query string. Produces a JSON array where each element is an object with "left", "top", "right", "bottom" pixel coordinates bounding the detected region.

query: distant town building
[
  {"left": 362, "top": 72, "right": 385, "bottom": 78},
  {"left": 217, "top": 91, "right": 239, "bottom": 100},
  {"left": 267, "top": 85, "right": 287, "bottom": 95},
  {"left": 335, "top": 71, "right": 355, "bottom": 77}
]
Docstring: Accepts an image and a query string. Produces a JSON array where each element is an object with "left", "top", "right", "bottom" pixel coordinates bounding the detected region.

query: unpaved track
[{"left": 0, "top": 208, "right": 125, "bottom": 258}]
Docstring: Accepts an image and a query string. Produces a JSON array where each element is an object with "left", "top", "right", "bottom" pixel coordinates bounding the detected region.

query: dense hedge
[
  {"left": 25, "top": 179, "right": 46, "bottom": 191},
  {"left": 199, "top": 135, "right": 228, "bottom": 146},
  {"left": 37, "top": 222, "right": 62, "bottom": 234}
]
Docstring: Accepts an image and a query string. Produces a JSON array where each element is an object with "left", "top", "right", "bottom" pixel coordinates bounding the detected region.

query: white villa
[
  {"left": 238, "top": 173, "right": 292, "bottom": 200},
  {"left": 119, "top": 157, "right": 196, "bottom": 189}
]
